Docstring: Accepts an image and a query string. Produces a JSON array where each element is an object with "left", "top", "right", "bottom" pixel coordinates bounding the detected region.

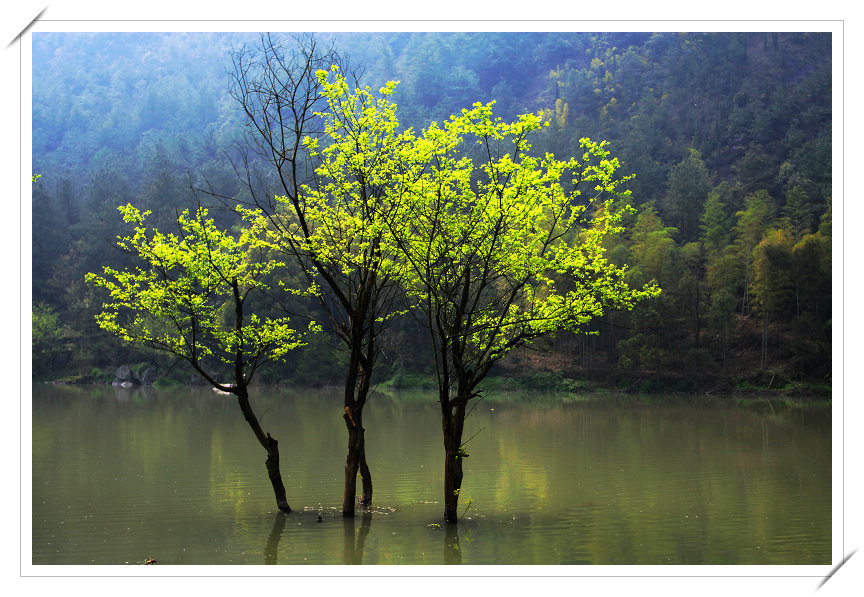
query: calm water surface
[{"left": 31, "top": 384, "right": 831, "bottom": 565}]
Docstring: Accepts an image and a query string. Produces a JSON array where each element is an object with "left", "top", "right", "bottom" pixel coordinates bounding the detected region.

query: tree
[
  {"left": 259, "top": 67, "right": 415, "bottom": 516},
  {"left": 221, "top": 36, "right": 406, "bottom": 517},
  {"left": 32, "top": 302, "right": 69, "bottom": 379},
  {"left": 86, "top": 204, "right": 309, "bottom": 512},
  {"left": 392, "top": 103, "right": 659, "bottom": 522},
  {"left": 699, "top": 182, "right": 733, "bottom": 258},
  {"left": 781, "top": 184, "right": 812, "bottom": 241},
  {"left": 663, "top": 148, "right": 711, "bottom": 244},
  {"left": 628, "top": 205, "right": 678, "bottom": 287},
  {"left": 620, "top": 205, "right": 680, "bottom": 370},
  {"left": 751, "top": 228, "right": 795, "bottom": 368},
  {"left": 678, "top": 241, "right": 705, "bottom": 350},
  {"left": 733, "top": 190, "right": 776, "bottom": 316}
]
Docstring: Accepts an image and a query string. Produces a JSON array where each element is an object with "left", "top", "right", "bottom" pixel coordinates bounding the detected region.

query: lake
[{"left": 31, "top": 384, "right": 831, "bottom": 565}]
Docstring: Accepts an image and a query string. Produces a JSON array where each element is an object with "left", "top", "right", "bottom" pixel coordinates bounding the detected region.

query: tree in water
[
  {"left": 86, "top": 203, "right": 310, "bottom": 512},
  {"left": 222, "top": 37, "right": 407, "bottom": 516},
  {"left": 390, "top": 103, "right": 660, "bottom": 522}
]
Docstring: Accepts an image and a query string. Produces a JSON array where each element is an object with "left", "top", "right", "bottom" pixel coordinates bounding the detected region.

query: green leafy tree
[
  {"left": 86, "top": 204, "right": 309, "bottom": 512},
  {"left": 678, "top": 241, "right": 705, "bottom": 350},
  {"left": 257, "top": 67, "right": 413, "bottom": 516},
  {"left": 733, "top": 190, "right": 776, "bottom": 316},
  {"left": 392, "top": 103, "right": 659, "bottom": 522},
  {"left": 699, "top": 182, "right": 733, "bottom": 258},
  {"left": 224, "top": 37, "right": 407, "bottom": 516},
  {"left": 32, "top": 302, "right": 70, "bottom": 379},
  {"left": 663, "top": 148, "right": 711, "bottom": 243},
  {"left": 790, "top": 229, "right": 831, "bottom": 375},
  {"left": 781, "top": 184, "right": 813, "bottom": 241},
  {"left": 700, "top": 183, "right": 738, "bottom": 368},
  {"left": 619, "top": 205, "right": 680, "bottom": 371},
  {"left": 628, "top": 205, "right": 679, "bottom": 287},
  {"left": 751, "top": 228, "right": 795, "bottom": 368},
  {"left": 704, "top": 249, "right": 742, "bottom": 369}
]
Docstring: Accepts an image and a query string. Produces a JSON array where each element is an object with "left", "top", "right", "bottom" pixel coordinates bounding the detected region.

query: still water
[{"left": 31, "top": 384, "right": 831, "bottom": 565}]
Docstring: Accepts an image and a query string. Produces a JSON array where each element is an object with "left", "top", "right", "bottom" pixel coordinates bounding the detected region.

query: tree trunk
[
  {"left": 441, "top": 399, "right": 467, "bottom": 523},
  {"left": 342, "top": 404, "right": 371, "bottom": 516},
  {"left": 264, "top": 433, "right": 291, "bottom": 512},
  {"left": 228, "top": 284, "right": 291, "bottom": 513},
  {"left": 359, "top": 441, "right": 373, "bottom": 505},
  {"left": 443, "top": 441, "right": 464, "bottom": 523},
  {"left": 235, "top": 389, "right": 291, "bottom": 513},
  {"left": 342, "top": 347, "right": 374, "bottom": 515}
]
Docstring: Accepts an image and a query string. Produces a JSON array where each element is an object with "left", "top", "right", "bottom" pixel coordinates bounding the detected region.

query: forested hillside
[{"left": 31, "top": 31, "right": 832, "bottom": 393}]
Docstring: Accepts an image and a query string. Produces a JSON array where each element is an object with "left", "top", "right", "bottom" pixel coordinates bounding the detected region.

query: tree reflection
[
  {"left": 443, "top": 522, "right": 461, "bottom": 564},
  {"left": 343, "top": 509, "right": 373, "bottom": 564},
  {"left": 264, "top": 511, "right": 289, "bottom": 564}
]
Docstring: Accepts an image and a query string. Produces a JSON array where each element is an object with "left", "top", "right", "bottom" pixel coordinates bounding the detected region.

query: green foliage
[
  {"left": 393, "top": 98, "right": 659, "bottom": 392},
  {"left": 792, "top": 230, "right": 831, "bottom": 335},
  {"left": 267, "top": 66, "right": 410, "bottom": 291},
  {"left": 627, "top": 205, "right": 678, "bottom": 288},
  {"left": 85, "top": 204, "right": 310, "bottom": 386},
  {"left": 663, "top": 148, "right": 711, "bottom": 243},
  {"left": 751, "top": 228, "right": 795, "bottom": 319},
  {"left": 32, "top": 302, "right": 69, "bottom": 379},
  {"left": 699, "top": 182, "right": 733, "bottom": 257}
]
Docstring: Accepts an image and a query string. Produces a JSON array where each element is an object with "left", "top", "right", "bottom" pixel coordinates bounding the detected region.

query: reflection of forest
[{"left": 477, "top": 402, "right": 830, "bottom": 564}]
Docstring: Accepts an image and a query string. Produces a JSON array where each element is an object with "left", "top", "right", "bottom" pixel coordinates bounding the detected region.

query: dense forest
[{"left": 31, "top": 31, "right": 832, "bottom": 394}]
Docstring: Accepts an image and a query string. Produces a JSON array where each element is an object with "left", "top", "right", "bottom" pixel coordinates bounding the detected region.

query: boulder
[
  {"left": 115, "top": 365, "right": 133, "bottom": 382},
  {"left": 112, "top": 365, "right": 142, "bottom": 386},
  {"left": 139, "top": 367, "right": 158, "bottom": 386}
]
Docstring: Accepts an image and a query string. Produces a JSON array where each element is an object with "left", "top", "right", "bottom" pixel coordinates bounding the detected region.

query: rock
[
  {"left": 139, "top": 367, "right": 158, "bottom": 386},
  {"left": 115, "top": 365, "right": 133, "bottom": 382},
  {"left": 113, "top": 364, "right": 147, "bottom": 386}
]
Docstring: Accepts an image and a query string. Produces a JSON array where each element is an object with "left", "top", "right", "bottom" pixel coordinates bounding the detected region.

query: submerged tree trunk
[
  {"left": 441, "top": 397, "right": 467, "bottom": 523},
  {"left": 342, "top": 359, "right": 373, "bottom": 516},
  {"left": 359, "top": 439, "right": 373, "bottom": 504},
  {"left": 226, "top": 286, "right": 291, "bottom": 512},
  {"left": 342, "top": 403, "right": 373, "bottom": 515},
  {"left": 235, "top": 388, "right": 291, "bottom": 512}
]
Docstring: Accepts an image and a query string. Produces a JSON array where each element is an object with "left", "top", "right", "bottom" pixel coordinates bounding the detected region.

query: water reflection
[
  {"left": 264, "top": 512, "right": 287, "bottom": 564},
  {"left": 443, "top": 523, "right": 461, "bottom": 565},
  {"left": 342, "top": 510, "right": 373, "bottom": 564},
  {"left": 32, "top": 386, "right": 831, "bottom": 565}
]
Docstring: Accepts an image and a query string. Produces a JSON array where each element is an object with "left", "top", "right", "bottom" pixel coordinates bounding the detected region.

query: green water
[{"left": 31, "top": 384, "right": 831, "bottom": 565}]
